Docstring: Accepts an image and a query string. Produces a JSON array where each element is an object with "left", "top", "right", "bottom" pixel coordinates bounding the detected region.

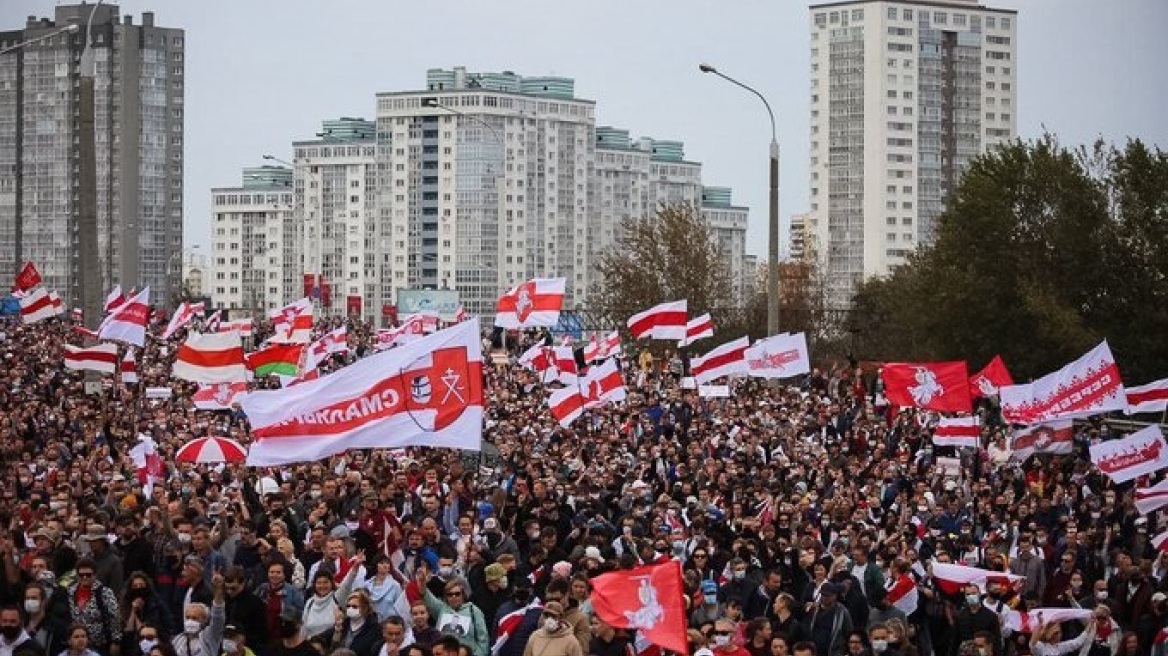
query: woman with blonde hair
[
  {"left": 277, "top": 537, "right": 308, "bottom": 589},
  {"left": 321, "top": 591, "right": 383, "bottom": 656}
]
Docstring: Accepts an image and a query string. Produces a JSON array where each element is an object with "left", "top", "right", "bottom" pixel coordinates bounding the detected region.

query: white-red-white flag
[
  {"left": 932, "top": 416, "right": 980, "bottom": 448},
  {"left": 1089, "top": 425, "right": 1168, "bottom": 484},
  {"left": 1153, "top": 529, "right": 1168, "bottom": 552},
  {"left": 1126, "top": 378, "right": 1168, "bottom": 415},
  {"left": 192, "top": 382, "right": 250, "bottom": 410},
  {"left": 271, "top": 298, "right": 312, "bottom": 343},
  {"left": 626, "top": 300, "right": 687, "bottom": 341},
  {"left": 204, "top": 309, "right": 223, "bottom": 332},
  {"left": 103, "top": 285, "right": 125, "bottom": 314},
  {"left": 1000, "top": 341, "right": 1126, "bottom": 425},
  {"left": 1009, "top": 420, "right": 1074, "bottom": 462},
  {"left": 691, "top": 337, "right": 749, "bottom": 385},
  {"left": 120, "top": 350, "right": 139, "bottom": 385},
  {"left": 129, "top": 434, "right": 164, "bottom": 497},
  {"left": 550, "top": 357, "right": 630, "bottom": 426},
  {"left": 217, "top": 318, "right": 253, "bottom": 338},
  {"left": 48, "top": 291, "right": 64, "bottom": 316},
  {"left": 20, "top": 287, "right": 56, "bottom": 324},
  {"left": 495, "top": 278, "right": 566, "bottom": 329},
  {"left": 63, "top": 343, "right": 118, "bottom": 374},
  {"left": 583, "top": 331, "right": 620, "bottom": 362},
  {"left": 1002, "top": 609, "right": 1093, "bottom": 634},
  {"left": 885, "top": 573, "right": 919, "bottom": 616},
  {"left": 930, "top": 563, "right": 1026, "bottom": 596},
  {"left": 172, "top": 331, "right": 248, "bottom": 384},
  {"left": 1135, "top": 478, "right": 1168, "bottom": 515},
  {"left": 305, "top": 326, "right": 349, "bottom": 372},
  {"left": 376, "top": 316, "right": 426, "bottom": 351},
  {"left": 97, "top": 287, "right": 150, "bottom": 347},
  {"left": 242, "top": 320, "right": 484, "bottom": 466},
  {"left": 189, "top": 301, "right": 206, "bottom": 317},
  {"left": 161, "top": 301, "right": 196, "bottom": 340},
  {"left": 680, "top": 313, "right": 714, "bottom": 347},
  {"left": 744, "top": 332, "right": 811, "bottom": 379},
  {"left": 454, "top": 306, "right": 469, "bottom": 323}
]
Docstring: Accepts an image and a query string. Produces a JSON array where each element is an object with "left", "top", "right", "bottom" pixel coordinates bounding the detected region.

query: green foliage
[
  {"left": 849, "top": 136, "right": 1168, "bottom": 381},
  {"left": 593, "top": 202, "right": 733, "bottom": 333}
]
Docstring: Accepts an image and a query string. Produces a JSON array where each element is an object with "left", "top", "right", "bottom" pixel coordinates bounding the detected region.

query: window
[
  {"left": 1000, "top": 17, "right": 1011, "bottom": 29},
  {"left": 887, "top": 6, "right": 897, "bottom": 20},
  {"left": 851, "top": 8, "right": 864, "bottom": 21},
  {"left": 887, "top": 233, "right": 897, "bottom": 242},
  {"left": 887, "top": 217, "right": 898, "bottom": 226},
  {"left": 815, "top": 12, "right": 827, "bottom": 27},
  {"left": 986, "top": 16, "right": 996, "bottom": 28},
  {"left": 903, "top": 8, "right": 912, "bottom": 20},
  {"left": 829, "top": 11, "right": 839, "bottom": 23},
  {"left": 933, "top": 12, "right": 947, "bottom": 24},
  {"left": 954, "top": 14, "right": 966, "bottom": 26}
]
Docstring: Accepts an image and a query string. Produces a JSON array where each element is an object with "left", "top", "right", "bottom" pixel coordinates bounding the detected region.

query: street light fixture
[
  {"left": 0, "top": 23, "right": 79, "bottom": 57},
  {"left": 264, "top": 154, "right": 324, "bottom": 309},
  {"left": 699, "top": 63, "right": 781, "bottom": 337}
]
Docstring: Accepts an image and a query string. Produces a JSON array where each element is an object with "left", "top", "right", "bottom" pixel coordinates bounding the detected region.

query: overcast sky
[{"left": 6, "top": 0, "right": 1167, "bottom": 258}]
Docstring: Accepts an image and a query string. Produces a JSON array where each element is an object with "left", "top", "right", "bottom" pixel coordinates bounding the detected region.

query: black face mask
[
  {"left": 279, "top": 622, "right": 298, "bottom": 639},
  {"left": 0, "top": 626, "right": 20, "bottom": 641}
]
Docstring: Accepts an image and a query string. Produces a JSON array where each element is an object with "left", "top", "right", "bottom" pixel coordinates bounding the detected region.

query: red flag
[
  {"left": 13, "top": 261, "right": 41, "bottom": 292},
  {"left": 589, "top": 561, "right": 688, "bottom": 656},
  {"left": 969, "top": 355, "right": 1013, "bottom": 399},
  {"left": 882, "top": 362, "right": 973, "bottom": 414}
]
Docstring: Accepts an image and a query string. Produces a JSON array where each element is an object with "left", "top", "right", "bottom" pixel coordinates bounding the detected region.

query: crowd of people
[{"left": 0, "top": 311, "right": 1165, "bottom": 656}]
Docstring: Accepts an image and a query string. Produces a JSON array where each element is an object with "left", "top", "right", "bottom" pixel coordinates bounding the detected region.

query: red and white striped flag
[
  {"left": 161, "top": 301, "right": 196, "bottom": 340},
  {"left": 63, "top": 343, "right": 118, "bottom": 374},
  {"left": 583, "top": 331, "right": 621, "bottom": 363},
  {"left": 932, "top": 416, "right": 980, "bottom": 448},
  {"left": 626, "top": 300, "right": 687, "bottom": 341},
  {"left": 73, "top": 325, "right": 98, "bottom": 340},
  {"left": 930, "top": 563, "right": 1025, "bottom": 596},
  {"left": 691, "top": 337, "right": 749, "bottom": 385},
  {"left": 1126, "top": 378, "right": 1168, "bottom": 415},
  {"left": 1136, "top": 478, "right": 1168, "bottom": 515},
  {"left": 1003, "top": 608, "right": 1093, "bottom": 634},
  {"left": 97, "top": 287, "right": 150, "bottom": 348},
  {"left": 120, "top": 350, "right": 139, "bottom": 385},
  {"left": 218, "top": 318, "right": 253, "bottom": 338},
  {"left": 885, "top": 573, "right": 919, "bottom": 616},
  {"left": 305, "top": 326, "right": 349, "bottom": 372},
  {"left": 547, "top": 358, "right": 626, "bottom": 427},
  {"left": 103, "top": 285, "right": 125, "bottom": 314},
  {"left": 204, "top": 309, "right": 223, "bottom": 332},
  {"left": 495, "top": 278, "right": 566, "bottom": 329},
  {"left": 20, "top": 287, "right": 56, "bottom": 324},
  {"left": 172, "top": 331, "right": 248, "bottom": 384},
  {"left": 1010, "top": 420, "right": 1074, "bottom": 462},
  {"left": 680, "top": 313, "right": 714, "bottom": 347},
  {"left": 453, "top": 306, "right": 469, "bottom": 323},
  {"left": 48, "top": 291, "right": 64, "bottom": 316},
  {"left": 70, "top": 307, "right": 83, "bottom": 323},
  {"left": 1154, "top": 529, "right": 1168, "bottom": 552},
  {"left": 271, "top": 298, "right": 313, "bottom": 343},
  {"left": 189, "top": 301, "right": 206, "bottom": 316},
  {"left": 192, "top": 382, "right": 250, "bottom": 410}
]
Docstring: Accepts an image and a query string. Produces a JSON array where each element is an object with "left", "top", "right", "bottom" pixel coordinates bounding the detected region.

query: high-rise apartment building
[
  {"left": 807, "top": 0, "right": 1017, "bottom": 308},
  {"left": 209, "top": 166, "right": 294, "bottom": 313},
  {"left": 375, "top": 68, "right": 596, "bottom": 317},
  {"left": 0, "top": 5, "right": 184, "bottom": 305},
  {"left": 214, "top": 67, "right": 751, "bottom": 321},
  {"left": 789, "top": 212, "right": 812, "bottom": 262},
  {"left": 291, "top": 118, "right": 377, "bottom": 318}
]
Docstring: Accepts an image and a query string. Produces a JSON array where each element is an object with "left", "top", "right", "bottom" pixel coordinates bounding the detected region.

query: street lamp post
[
  {"left": 264, "top": 154, "right": 322, "bottom": 310},
  {"left": 699, "top": 63, "right": 781, "bottom": 337},
  {"left": 77, "top": 2, "right": 106, "bottom": 330}
]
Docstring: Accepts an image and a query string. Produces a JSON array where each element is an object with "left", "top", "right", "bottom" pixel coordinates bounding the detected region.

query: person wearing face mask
[
  {"left": 1007, "top": 539, "right": 1046, "bottom": 601},
  {"left": 866, "top": 624, "right": 902, "bottom": 656},
  {"left": 319, "top": 592, "right": 383, "bottom": 656},
  {"left": 710, "top": 620, "right": 751, "bottom": 656},
  {"left": 952, "top": 586, "right": 1001, "bottom": 656},
  {"left": 170, "top": 570, "right": 225, "bottom": 656},
  {"left": 0, "top": 606, "right": 40, "bottom": 656},
  {"left": 415, "top": 571, "right": 487, "bottom": 656},
  {"left": 24, "top": 582, "right": 68, "bottom": 656},
  {"left": 690, "top": 581, "right": 722, "bottom": 627},
  {"left": 521, "top": 602, "right": 581, "bottom": 656}
]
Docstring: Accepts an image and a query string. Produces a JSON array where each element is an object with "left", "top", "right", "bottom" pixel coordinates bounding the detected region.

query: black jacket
[{"left": 225, "top": 591, "right": 268, "bottom": 651}]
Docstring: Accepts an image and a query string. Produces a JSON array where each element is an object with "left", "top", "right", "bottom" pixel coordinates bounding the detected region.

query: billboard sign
[{"left": 396, "top": 289, "right": 461, "bottom": 322}]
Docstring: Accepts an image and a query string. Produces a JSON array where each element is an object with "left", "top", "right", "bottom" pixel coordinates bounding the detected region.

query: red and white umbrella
[{"left": 175, "top": 436, "right": 247, "bottom": 464}]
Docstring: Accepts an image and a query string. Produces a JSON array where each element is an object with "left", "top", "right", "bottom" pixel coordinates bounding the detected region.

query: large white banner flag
[
  {"left": 1089, "top": 425, "right": 1168, "bottom": 484},
  {"left": 999, "top": 341, "right": 1125, "bottom": 425},
  {"left": 242, "top": 320, "right": 483, "bottom": 466},
  {"left": 744, "top": 332, "right": 811, "bottom": 379}
]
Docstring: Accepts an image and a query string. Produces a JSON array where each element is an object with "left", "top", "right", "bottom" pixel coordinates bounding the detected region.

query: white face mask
[
  {"left": 23, "top": 600, "right": 40, "bottom": 614},
  {"left": 184, "top": 619, "right": 201, "bottom": 635},
  {"left": 871, "top": 640, "right": 888, "bottom": 653},
  {"left": 543, "top": 618, "right": 560, "bottom": 633},
  {"left": 714, "top": 635, "right": 730, "bottom": 648},
  {"left": 346, "top": 607, "right": 362, "bottom": 619},
  {"left": 222, "top": 640, "right": 238, "bottom": 655},
  {"left": 139, "top": 639, "right": 157, "bottom": 655}
]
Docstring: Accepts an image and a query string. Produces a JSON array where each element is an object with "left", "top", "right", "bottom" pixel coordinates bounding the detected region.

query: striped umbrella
[{"left": 175, "top": 436, "right": 247, "bottom": 464}]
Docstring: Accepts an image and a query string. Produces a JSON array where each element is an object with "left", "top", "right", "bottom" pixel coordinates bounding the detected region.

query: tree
[
  {"left": 849, "top": 136, "right": 1168, "bottom": 381},
  {"left": 592, "top": 202, "right": 733, "bottom": 331}
]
